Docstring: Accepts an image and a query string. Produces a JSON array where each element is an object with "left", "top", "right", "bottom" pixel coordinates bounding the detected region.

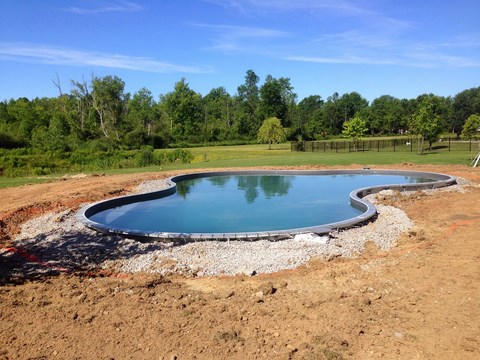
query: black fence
[{"left": 291, "top": 137, "right": 480, "bottom": 153}]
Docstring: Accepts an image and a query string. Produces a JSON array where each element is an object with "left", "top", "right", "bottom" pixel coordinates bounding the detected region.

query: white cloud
[
  {"left": 205, "top": 0, "right": 413, "bottom": 31},
  {"left": 193, "top": 23, "right": 291, "bottom": 42},
  {"left": 202, "top": 1, "right": 479, "bottom": 68},
  {"left": 285, "top": 55, "right": 400, "bottom": 66},
  {"left": 0, "top": 43, "right": 213, "bottom": 74},
  {"left": 193, "top": 23, "right": 291, "bottom": 54},
  {"left": 65, "top": 1, "right": 143, "bottom": 15},
  {"left": 285, "top": 45, "right": 480, "bottom": 68}
]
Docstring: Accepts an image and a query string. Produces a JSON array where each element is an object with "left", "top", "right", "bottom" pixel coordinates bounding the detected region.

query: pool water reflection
[{"left": 89, "top": 174, "right": 433, "bottom": 234}]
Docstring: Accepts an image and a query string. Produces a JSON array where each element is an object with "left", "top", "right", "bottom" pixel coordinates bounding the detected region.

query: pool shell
[{"left": 77, "top": 169, "right": 456, "bottom": 243}]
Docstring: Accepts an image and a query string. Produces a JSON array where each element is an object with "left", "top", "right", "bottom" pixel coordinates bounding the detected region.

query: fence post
[
  {"left": 377, "top": 140, "right": 380, "bottom": 152},
  {"left": 448, "top": 137, "right": 451, "bottom": 151},
  {"left": 393, "top": 139, "right": 396, "bottom": 152}
]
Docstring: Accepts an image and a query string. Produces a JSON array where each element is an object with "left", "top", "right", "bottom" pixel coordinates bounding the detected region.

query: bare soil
[{"left": 1, "top": 164, "right": 479, "bottom": 360}]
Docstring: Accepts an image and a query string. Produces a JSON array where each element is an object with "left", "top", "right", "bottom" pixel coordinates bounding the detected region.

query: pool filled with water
[{"left": 88, "top": 173, "right": 434, "bottom": 235}]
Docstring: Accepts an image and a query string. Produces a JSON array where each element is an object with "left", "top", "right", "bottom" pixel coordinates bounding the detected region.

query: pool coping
[{"left": 77, "top": 169, "right": 457, "bottom": 242}]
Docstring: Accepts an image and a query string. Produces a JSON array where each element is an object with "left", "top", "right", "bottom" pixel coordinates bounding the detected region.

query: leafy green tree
[
  {"left": 452, "top": 87, "right": 480, "bottom": 135},
  {"left": 322, "top": 92, "right": 342, "bottom": 135},
  {"left": 203, "top": 87, "right": 233, "bottom": 141},
  {"left": 259, "top": 75, "right": 297, "bottom": 128},
  {"left": 322, "top": 92, "right": 368, "bottom": 136},
  {"left": 91, "top": 75, "right": 127, "bottom": 139},
  {"left": 365, "top": 95, "right": 405, "bottom": 134},
  {"left": 6, "top": 97, "right": 38, "bottom": 142},
  {"left": 461, "top": 114, "right": 480, "bottom": 139},
  {"left": 234, "top": 70, "right": 260, "bottom": 138},
  {"left": 123, "top": 88, "right": 156, "bottom": 149},
  {"left": 409, "top": 96, "right": 446, "bottom": 154},
  {"left": 159, "top": 78, "right": 203, "bottom": 143},
  {"left": 342, "top": 115, "right": 368, "bottom": 151},
  {"left": 128, "top": 88, "right": 155, "bottom": 134},
  {"left": 339, "top": 92, "right": 369, "bottom": 122},
  {"left": 257, "top": 117, "right": 286, "bottom": 149},
  {"left": 296, "top": 95, "right": 323, "bottom": 139},
  {"left": 461, "top": 114, "right": 480, "bottom": 159},
  {"left": 31, "top": 115, "right": 69, "bottom": 152}
]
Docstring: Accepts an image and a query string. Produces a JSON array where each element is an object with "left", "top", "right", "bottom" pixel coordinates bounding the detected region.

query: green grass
[
  {"left": 0, "top": 143, "right": 475, "bottom": 189},
  {"left": 0, "top": 176, "right": 60, "bottom": 189}
]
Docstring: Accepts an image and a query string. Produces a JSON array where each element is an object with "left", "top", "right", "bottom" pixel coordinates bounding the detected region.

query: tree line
[{"left": 1, "top": 69, "right": 479, "bottom": 153}]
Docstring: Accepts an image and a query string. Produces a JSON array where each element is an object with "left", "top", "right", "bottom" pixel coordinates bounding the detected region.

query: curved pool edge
[{"left": 77, "top": 169, "right": 457, "bottom": 243}]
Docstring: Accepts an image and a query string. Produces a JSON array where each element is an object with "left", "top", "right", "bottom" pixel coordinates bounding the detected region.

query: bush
[
  {"left": 135, "top": 146, "right": 156, "bottom": 167},
  {"left": 32, "top": 167, "right": 51, "bottom": 176},
  {"left": 124, "top": 129, "right": 148, "bottom": 150},
  {"left": 174, "top": 148, "right": 194, "bottom": 163}
]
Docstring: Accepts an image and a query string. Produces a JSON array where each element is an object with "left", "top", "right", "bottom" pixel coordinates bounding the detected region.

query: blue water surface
[{"left": 89, "top": 174, "right": 430, "bottom": 234}]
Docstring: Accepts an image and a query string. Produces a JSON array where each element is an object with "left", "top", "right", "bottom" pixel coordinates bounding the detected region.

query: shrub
[
  {"left": 175, "top": 148, "right": 194, "bottom": 163},
  {"left": 135, "top": 146, "right": 156, "bottom": 167}
]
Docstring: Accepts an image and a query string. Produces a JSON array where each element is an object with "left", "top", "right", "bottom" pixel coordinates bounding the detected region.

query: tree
[
  {"left": 322, "top": 92, "right": 342, "bottom": 135},
  {"left": 128, "top": 88, "right": 155, "bottom": 133},
  {"left": 296, "top": 95, "right": 323, "bottom": 139},
  {"left": 159, "top": 78, "right": 203, "bottom": 143},
  {"left": 342, "top": 115, "right": 368, "bottom": 151},
  {"left": 70, "top": 77, "right": 95, "bottom": 140},
  {"left": 6, "top": 97, "right": 38, "bottom": 142},
  {"left": 257, "top": 117, "right": 286, "bottom": 149},
  {"left": 339, "top": 92, "right": 369, "bottom": 123},
  {"left": 234, "top": 70, "right": 260, "bottom": 137},
  {"left": 461, "top": 114, "right": 480, "bottom": 160},
  {"left": 321, "top": 92, "right": 368, "bottom": 136},
  {"left": 461, "top": 114, "right": 480, "bottom": 139},
  {"left": 31, "top": 115, "right": 68, "bottom": 152},
  {"left": 91, "top": 75, "right": 127, "bottom": 139},
  {"left": 259, "top": 75, "right": 297, "bottom": 128},
  {"left": 203, "top": 87, "right": 233, "bottom": 141},
  {"left": 365, "top": 95, "right": 405, "bottom": 134},
  {"left": 452, "top": 87, "right": 480, "bottom": 135},
  {"left": 124, "top": 88, "right": 156, "bottom": 149},
  {"left": 409, "top": 96, "right": 446, "bottom": 154}
]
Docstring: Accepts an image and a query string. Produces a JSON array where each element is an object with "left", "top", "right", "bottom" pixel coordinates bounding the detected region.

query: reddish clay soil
[{"left": 1, "top": 164, "right": 479, "bottom": 359}]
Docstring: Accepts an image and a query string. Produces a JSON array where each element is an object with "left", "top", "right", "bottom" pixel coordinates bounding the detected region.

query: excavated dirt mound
[{"left": 1, "top": 164, "right": 479, "bottom": 359}]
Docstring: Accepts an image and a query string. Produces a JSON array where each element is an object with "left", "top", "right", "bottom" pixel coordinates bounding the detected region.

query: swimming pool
[{"left": 78, "top": 169, "right": 456, "bottom": 242}]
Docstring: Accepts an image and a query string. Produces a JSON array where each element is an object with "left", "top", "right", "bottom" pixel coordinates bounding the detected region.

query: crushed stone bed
[{"left": 5, "top": 180, "right": 469, "bottom": 277}]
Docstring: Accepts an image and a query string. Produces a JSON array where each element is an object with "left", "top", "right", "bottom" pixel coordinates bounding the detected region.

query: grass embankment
[{"left": 0, "top": 143, "right": 476, "bottom": 189}]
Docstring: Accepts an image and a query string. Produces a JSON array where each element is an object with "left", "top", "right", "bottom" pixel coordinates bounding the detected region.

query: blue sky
[{"left": 0, "top": 0, "right": 479, "bottom": 102}]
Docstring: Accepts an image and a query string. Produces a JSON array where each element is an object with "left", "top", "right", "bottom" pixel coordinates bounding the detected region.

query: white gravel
[{"left": 6, "top": 179, "right": 469, "bottom": 277}]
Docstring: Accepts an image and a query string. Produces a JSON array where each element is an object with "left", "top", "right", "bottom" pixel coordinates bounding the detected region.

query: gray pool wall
[{"left": 78, "top": 169, "right": 456, "bottom": 242}]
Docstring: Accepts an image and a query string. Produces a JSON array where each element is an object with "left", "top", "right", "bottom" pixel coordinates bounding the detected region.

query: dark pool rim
[{"left": 77, "top": 169, "right": 456, "bottom": 242}]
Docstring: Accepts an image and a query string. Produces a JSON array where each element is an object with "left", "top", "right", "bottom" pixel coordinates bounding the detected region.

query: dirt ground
[{"left": 0, "top": 164, "right": 479, "bottom": 360}]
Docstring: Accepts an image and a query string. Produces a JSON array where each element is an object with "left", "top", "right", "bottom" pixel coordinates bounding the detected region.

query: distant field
[{"left": 0, "top": 143, "right": 476, "bottom": 188}]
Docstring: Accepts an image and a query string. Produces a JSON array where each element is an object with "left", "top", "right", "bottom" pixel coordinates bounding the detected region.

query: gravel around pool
[{"left": 3, "top": 178, "right": 468, "bottom": 277}]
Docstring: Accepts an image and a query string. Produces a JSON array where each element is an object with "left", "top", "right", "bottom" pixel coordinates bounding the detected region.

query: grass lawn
[{"left": 0, "top": 143, "right": 476, "bottom": 188}]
